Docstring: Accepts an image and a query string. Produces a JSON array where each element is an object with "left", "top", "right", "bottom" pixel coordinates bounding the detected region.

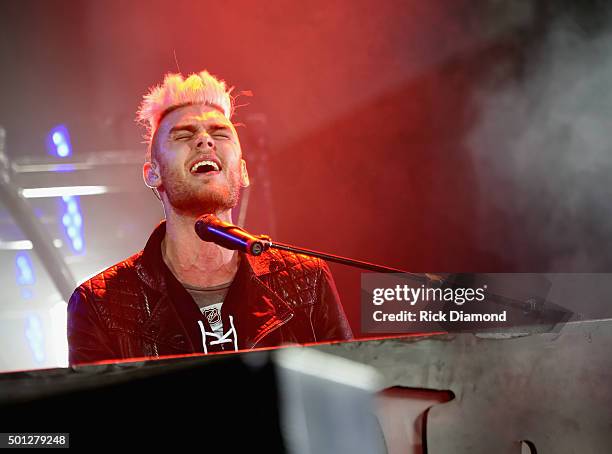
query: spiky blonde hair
[{"left": 137, "top": 70, "right": 235, "bottom": 154}]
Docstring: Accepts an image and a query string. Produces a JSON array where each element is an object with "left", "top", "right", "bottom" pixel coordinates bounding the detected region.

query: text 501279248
[{"left": 1, "top": 433, "right": 69, "bottom": 448}]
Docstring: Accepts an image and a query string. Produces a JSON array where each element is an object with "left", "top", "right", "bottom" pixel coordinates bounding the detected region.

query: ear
[
  {"left": 239, "top": 159, "right": 250, "bottom": 188},
  {"left": 143, "top": 161, "right": 162, "bottom": 189}
]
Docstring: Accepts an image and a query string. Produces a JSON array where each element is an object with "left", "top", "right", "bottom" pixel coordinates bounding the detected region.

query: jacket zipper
[
  {"left": 247, "top": 274, "right": 296, "bottom": 348},
  {"left": 250, "top": 311, "right": 295, "bottom": 349},
  {"left": 143, "top": 290, "right": 160, "bottom": 358}
]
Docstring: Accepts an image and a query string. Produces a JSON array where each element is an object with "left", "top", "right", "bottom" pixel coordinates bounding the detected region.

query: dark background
[{"left": 1, "top": 0, "right": 611, "bottom": 339}]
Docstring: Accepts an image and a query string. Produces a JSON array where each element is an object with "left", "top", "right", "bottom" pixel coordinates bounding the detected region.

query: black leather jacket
[{"left": 67, "top": 221, "right": 353, "bottom": 365}]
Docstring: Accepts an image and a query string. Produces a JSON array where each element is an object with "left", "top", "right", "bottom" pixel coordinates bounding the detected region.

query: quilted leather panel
[{"left": 256, "top": 249, "right": 321, "bottom": 308}]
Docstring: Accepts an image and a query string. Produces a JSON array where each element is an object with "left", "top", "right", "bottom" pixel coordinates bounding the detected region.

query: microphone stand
[{"left": 261, "top": 236, "right": 439, "bottom": 285}]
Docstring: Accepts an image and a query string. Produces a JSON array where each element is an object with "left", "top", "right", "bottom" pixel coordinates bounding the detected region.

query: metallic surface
[{"left": 315, "top": 319, "right": 612, "bottom": 453}]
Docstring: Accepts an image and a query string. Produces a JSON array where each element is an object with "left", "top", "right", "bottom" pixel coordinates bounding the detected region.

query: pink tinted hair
[{"left": 136, "top": 70, "right": 235, "bottom": 153}]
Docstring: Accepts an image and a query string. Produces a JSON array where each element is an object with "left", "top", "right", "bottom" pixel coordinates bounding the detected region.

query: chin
[
  {"left": 180, "top": 194, "right": 239, "bottom": 215},
  {"left": 164, "top": 180, "right": 240, "bottom": 214}
]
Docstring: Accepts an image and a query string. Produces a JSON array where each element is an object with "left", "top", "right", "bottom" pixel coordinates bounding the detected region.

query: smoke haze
[{"left": 468, "top": 5, "right": 612, "bottom": 270}]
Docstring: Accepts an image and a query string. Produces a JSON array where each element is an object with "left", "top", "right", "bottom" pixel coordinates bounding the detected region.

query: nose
[{"left": 196, "top": 134, "right": 215, "bottom": 151}]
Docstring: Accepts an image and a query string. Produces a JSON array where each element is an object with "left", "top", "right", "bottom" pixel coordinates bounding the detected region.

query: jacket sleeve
[
  {"left": 67, "top": 286, "right": 117, "bottom": 366},
  {"left": 312, "top": 260, "right": 354, "bottom": 342}
]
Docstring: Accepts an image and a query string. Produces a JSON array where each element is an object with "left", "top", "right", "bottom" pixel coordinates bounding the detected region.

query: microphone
[{"left": 194, "top": 214, "right": 269, "bottom": 256}]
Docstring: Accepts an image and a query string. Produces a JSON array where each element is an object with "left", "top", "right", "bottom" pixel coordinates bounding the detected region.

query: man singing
[{"left": 67, "top": 70, "right": 352, "bottom": 365}]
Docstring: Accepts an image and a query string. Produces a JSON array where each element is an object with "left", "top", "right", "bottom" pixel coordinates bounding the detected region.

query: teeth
[{"left": 190, "top": 160, "right": 220, "bottom": 173}]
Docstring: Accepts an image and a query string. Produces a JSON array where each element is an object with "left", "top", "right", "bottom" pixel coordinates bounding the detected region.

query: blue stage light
[
  {"left": 47, "top": 128, "right": 86, "bottom": 253},
  {"left": 25, "top": 315, "right": 45, "bottom": 364},
  {"left": 47, "top": 125, "right": 72, "bottom": 158},
  {"left": 57, "top": 143, "right": 70, "bottom": 157},
  {"left": 72, "top": 237, "right": 83, "bottom": 252},
  {"left": 67, "top": 200, "right": 78, "bottom": 214},
  {"left": 52, "top": 132, "right": 63, "bottom": 145},
  {"left": 59, "top": 196, "right": 85, "bottom": 254},
  {"left": 15, "top": 252, "right": 35, "bottom": 286}
]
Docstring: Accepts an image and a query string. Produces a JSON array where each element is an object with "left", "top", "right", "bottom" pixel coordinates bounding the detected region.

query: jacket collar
[{"left": 134, "top": 221, "right": 167, "bottom": 293}]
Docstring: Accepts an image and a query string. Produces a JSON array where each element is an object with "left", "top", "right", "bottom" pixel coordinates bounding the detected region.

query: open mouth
[{"left": 190, "top": 160, "right": 221, "bottom": 175}]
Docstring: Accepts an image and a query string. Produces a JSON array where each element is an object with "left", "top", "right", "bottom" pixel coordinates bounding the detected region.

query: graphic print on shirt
[
  {"left": 197, "top": 303, "right": 238, "bottom": 353},
  {"left": 203, "top": 303, "right": 223, "bottom": 334}
]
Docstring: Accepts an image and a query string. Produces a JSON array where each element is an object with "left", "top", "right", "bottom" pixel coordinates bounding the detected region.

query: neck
[{"left": 162, "top": 207, "right": 239, "bottom": 288}]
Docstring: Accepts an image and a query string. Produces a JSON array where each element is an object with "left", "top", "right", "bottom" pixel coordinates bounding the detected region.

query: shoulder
[
  {"left": 68, "top": 251, "right": 149, "bottom": 336},
  {"left": 247, "top": 248, "right": 327, "bottom": 277},
  {"left": 76, "top": 251, "right": 143, "bottom": 299}
]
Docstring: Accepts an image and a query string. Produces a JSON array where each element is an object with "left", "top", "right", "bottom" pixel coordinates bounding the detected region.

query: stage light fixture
[{"left": 47, "top": 125, "right": 72, "bottom": 158}]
